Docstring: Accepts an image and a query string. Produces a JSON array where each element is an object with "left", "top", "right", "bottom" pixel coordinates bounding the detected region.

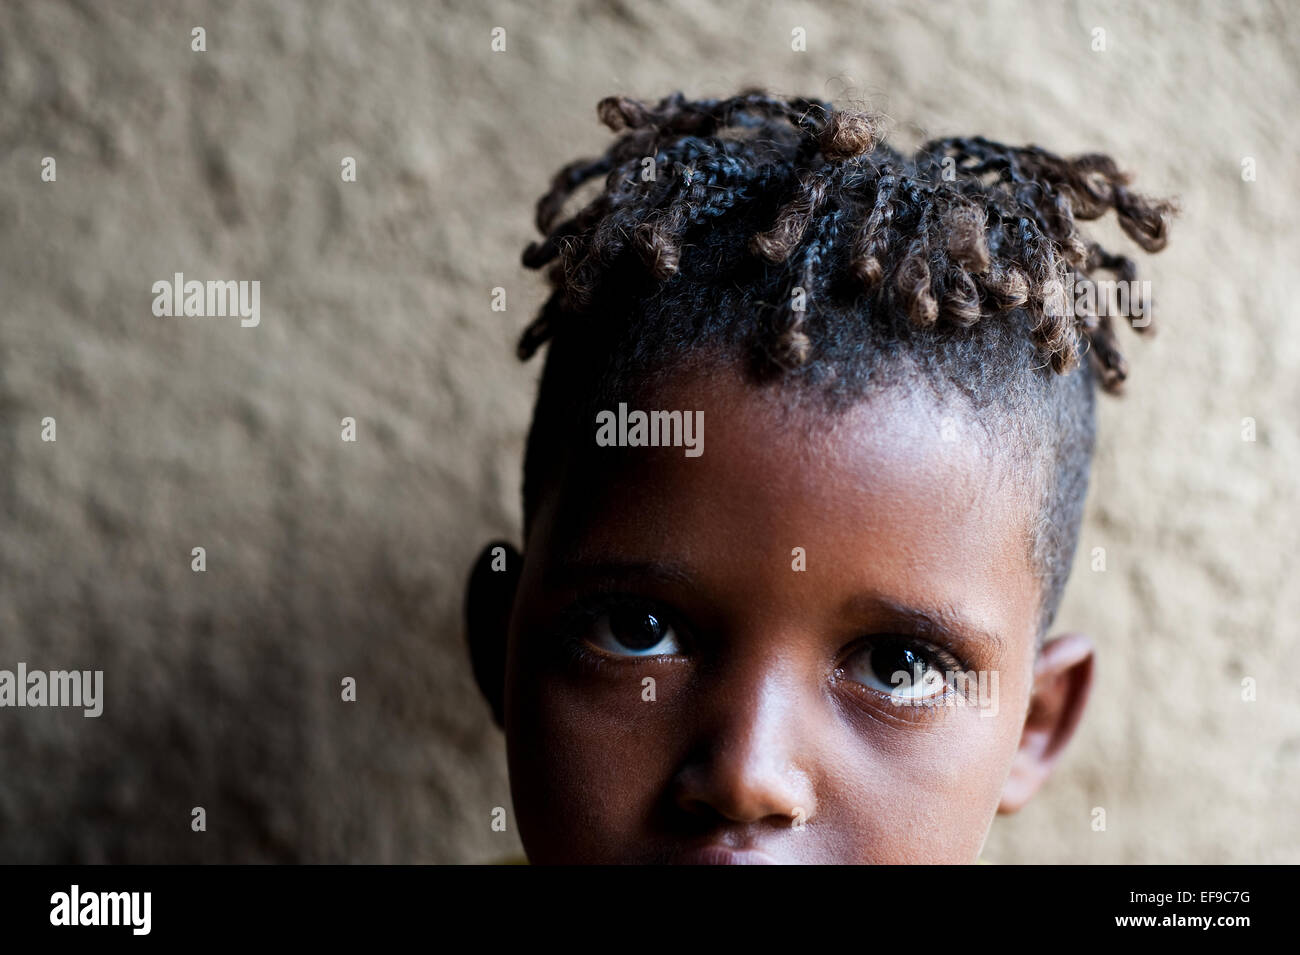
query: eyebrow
[{"left": 545, "top": 555, "right": 696, "bottom": 590}]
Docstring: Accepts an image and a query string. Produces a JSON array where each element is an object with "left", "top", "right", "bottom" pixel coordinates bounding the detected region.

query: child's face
[{"left": 474, "top": 360, "right": 1093, "bottom": 863}]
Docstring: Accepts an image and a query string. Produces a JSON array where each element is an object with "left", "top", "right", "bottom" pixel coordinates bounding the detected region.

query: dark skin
[{"left": 467, "top": 360, "right": 1093, "bottom": 863}]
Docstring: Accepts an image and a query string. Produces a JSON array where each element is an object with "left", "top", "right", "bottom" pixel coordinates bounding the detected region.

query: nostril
[{"left": 668, "top": 755, "right": 816, "bottom": 831}]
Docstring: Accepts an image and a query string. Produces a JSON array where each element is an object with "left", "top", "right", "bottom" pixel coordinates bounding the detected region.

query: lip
[{"left": 672, "top": 845, "right": 779, "bottom": 865}]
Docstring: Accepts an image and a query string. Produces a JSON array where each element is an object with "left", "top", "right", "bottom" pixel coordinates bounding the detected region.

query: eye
[
  {"left": 839, "top": 638, "right": 952, "bottom": 702},
  {"left": 586, "top": 603, "right": 682, "bottom": 657}
]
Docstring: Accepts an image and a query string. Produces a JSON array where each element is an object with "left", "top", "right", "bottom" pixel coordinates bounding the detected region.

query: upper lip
[{"left": 671, "top": 844, "right": 779, "bottom": 865}]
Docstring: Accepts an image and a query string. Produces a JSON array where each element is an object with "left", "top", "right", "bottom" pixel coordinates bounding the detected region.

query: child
[{"left": 465, "top": 89, "right": 1175, "bottom": 864}]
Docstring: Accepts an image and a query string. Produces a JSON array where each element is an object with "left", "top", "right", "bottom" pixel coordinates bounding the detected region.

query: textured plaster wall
[{"left": 0, "top": 0, "right": 1296, "bottom": 863}]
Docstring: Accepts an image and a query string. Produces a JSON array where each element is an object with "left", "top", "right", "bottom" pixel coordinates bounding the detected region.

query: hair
[{"left": 513, "top": 88, "right": 1176, "bottom": 636}]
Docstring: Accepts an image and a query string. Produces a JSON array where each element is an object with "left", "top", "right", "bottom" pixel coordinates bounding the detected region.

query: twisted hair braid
[{"left": 519, "top": 89, "right": 1176, "bottom": 396}]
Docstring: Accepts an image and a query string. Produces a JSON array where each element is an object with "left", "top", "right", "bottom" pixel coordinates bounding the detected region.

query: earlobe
[
  {"left": 464, "top": 540, "right": 522, "bottom": 730},
  {"left": 997, "top": 631, "right": 1094, "bottom": 814}
]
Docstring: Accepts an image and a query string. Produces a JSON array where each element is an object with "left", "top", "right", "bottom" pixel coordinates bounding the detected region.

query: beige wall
[{"left": 1, "top": 0, "right": 1295, "bottom": 863}]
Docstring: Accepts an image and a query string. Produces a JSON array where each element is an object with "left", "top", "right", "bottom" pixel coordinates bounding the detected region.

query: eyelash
[
  {"left": 847, "top": 636, "right": 970, "bottom": 682},
  {"left": 550, "top": 592, "right": 688, "bottom": 670},
  {"left": 559, "top": 634, "right": 631, "bottom": 675},
  {"left": 832, "top": 637, "right": 969, "bottom": 717}
]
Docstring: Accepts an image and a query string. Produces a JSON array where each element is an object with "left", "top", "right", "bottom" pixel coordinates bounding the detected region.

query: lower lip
[{"left": 674, "top": 846, "right": 778, "bottom": 865}]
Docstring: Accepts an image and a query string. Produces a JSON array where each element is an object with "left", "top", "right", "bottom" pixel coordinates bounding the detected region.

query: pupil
[
  {"left": 872, "top": 646, "right": 925, "bottom": 686},
  {"left": 610, "top": 609, "right": 663, "bottom": 650}
]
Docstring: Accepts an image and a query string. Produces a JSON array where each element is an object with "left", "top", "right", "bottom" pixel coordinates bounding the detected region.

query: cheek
[
  {"left": 504, "top": 649, "right": 690, "bottom": 861},
  {"left": 807, "top": 691, "right": 1025, "bottom": 862}
]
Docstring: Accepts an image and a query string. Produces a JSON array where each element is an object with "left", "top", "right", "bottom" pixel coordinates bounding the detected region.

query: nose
[{"left": 670, "top": 661, "right": 819, "bottom": 828}]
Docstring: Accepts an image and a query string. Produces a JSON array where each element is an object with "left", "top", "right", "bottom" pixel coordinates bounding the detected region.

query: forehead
[{"left": 536, "top": 362, "right": 1042, "bottom": 653}]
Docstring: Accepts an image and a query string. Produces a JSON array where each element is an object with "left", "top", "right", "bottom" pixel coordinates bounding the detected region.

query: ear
[
  {"left": 998, "top": 631, "right": 1094, "bottom": 813},
  {"left": 464, "top": 540, "right": 522, "bottom": 730}
]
